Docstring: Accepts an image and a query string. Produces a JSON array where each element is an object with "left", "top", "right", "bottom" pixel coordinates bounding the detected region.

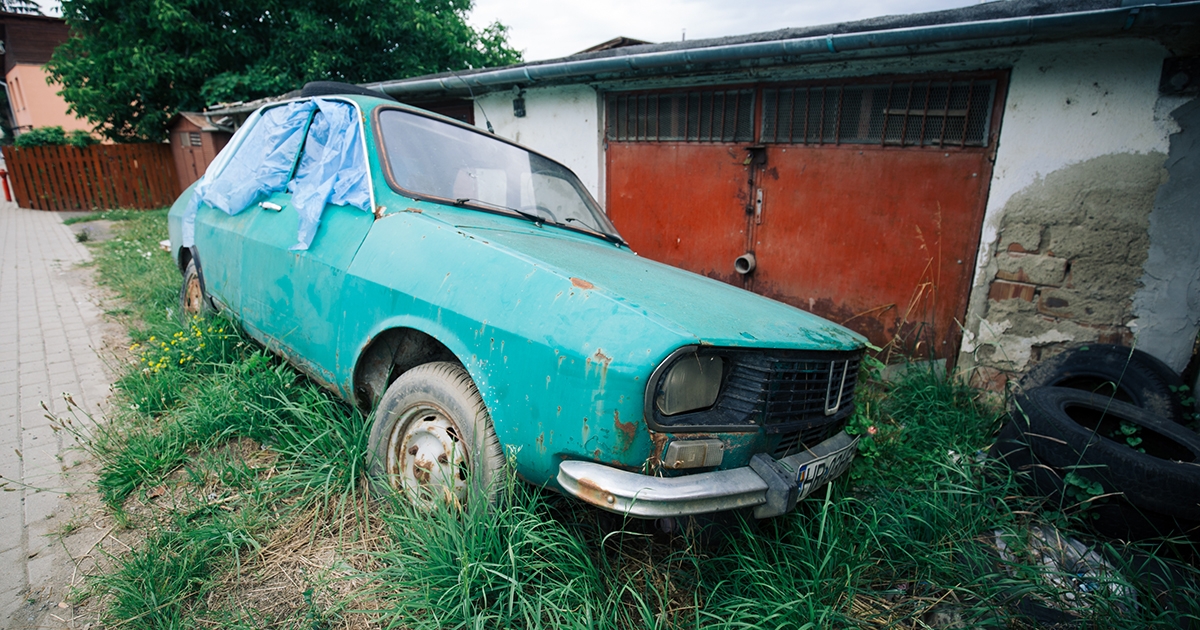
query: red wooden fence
[{"left": 0, "top": 143, "right": 180, "bottom": 211}]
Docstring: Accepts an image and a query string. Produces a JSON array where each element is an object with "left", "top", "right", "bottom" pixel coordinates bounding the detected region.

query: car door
[
  {"left": 238, "top": 100, "right": 375, "bottom": 387},
  {"left": 186, "top": 100, "right": 316, "bottom": 317},
  {"left": 192, "top": 202, "right": 255, "bottom": 315}
]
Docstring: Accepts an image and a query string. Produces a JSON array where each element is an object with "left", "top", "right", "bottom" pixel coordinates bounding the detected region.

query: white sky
[
  {"left": 35, "top": 0, "right": 986, "bottom": 63},
  {"left": 468, "top": 0, "right": 985, "bottom": 62}
]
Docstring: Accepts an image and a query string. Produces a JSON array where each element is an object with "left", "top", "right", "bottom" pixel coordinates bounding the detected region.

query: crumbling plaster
[
  {"left": 959, "top": 39, "right": 1185, "bottom": 384},
  {"left": 1131, "top": 96, "right": 1200, "bottom": 372}
]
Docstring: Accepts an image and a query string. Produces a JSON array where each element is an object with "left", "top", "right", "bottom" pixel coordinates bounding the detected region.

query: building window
[
  {"left": 760, "top": 79, "right": 996, "bottom": 147},
  {"left": 188, "top": 132, "right": 203, "bottom": 146},
  {"left": 606, "top": 89, "right": 755, "bottom": 143}
]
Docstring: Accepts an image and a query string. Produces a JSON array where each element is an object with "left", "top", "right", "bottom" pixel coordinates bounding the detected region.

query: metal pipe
[{"left": 370, "top": 3, "right": 1199, "bottom": 98}]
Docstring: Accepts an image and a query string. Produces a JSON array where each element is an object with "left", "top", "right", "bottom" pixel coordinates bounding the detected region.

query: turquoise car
[{"left": 168, "top": 83, "right": 867, "bottom": 519}]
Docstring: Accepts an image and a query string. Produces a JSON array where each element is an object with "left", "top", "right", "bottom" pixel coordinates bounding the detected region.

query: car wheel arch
[
  {"left": 353, "top": 326, "right": 461, "bottom": 411},
  {"left": 178, "top": 245, "right": 194, "bottom": 275}
]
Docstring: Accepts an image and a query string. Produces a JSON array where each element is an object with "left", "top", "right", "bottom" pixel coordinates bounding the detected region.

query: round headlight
[{"left": 655, "top": 353, "right": 724, "bottom": 416}]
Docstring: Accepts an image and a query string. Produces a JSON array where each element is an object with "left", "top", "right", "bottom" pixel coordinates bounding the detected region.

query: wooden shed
[{"left": 168, "top": 112, "right": 232, "bottom": 192}]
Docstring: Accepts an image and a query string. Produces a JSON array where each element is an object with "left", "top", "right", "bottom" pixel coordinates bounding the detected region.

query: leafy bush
[{"left": 13, "top": 125, "right": 99, "bottom": 148}]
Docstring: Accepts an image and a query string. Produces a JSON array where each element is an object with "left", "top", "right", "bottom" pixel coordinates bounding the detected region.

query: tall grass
[{"left": 76, "top": 210, "right": 1199, "bottom": 629}]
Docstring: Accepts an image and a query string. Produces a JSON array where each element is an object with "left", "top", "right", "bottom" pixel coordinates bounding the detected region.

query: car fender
[{"left": 342, "top": 309, "right": 666, "bottom": 486}]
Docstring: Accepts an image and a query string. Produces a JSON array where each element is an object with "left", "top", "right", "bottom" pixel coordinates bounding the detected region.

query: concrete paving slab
[{"left": 0, "top": 202, "right": 125, "bottom": 628}]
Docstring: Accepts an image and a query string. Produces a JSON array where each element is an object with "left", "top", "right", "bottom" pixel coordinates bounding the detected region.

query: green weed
[
  {"left": 75, "top": 210, "right": 1200, "bottom": 629},
  {"left": 63, "top": 208, "right": 153, "bottom": 225}
]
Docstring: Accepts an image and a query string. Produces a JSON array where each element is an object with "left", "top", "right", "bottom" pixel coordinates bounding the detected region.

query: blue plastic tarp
[
  {"left": 181, "top": 98, "right": 372, "bottom": 250},
  {"left": 289, "top": 99, "right": 371, "bottom": 250}
]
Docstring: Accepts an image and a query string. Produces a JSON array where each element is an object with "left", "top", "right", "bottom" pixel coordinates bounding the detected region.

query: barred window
[
  {"left": 606, "top": 89, "right": 755, "bottom": 142},
  {"left": 760, "top": 79, "right": 996, "bottom": 147}
]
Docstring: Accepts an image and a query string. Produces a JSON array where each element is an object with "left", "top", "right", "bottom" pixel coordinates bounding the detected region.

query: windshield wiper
[
  {"left": 454, "top": 198, "right": 544, "bottom": 226},
  {"left": 452, "top": 197, "right": 625, "bottom": 246},
  {"left": 564, "top": 217, "right": 627, "bottom": 247}
]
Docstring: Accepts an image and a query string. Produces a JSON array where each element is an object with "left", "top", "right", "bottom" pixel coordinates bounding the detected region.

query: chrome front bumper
[{"left": 557, "top": 430, "right": 858, "bottom": 519}]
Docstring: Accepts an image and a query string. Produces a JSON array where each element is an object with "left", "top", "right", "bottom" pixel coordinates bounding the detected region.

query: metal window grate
[
  {"left": 761, "top": 79, "right": 995, "bottom": 147},
  {"left": 187, "top": 132, "right": 203, "bottom": 146},
  {"left": 607, "top": 89, "right": 755, "bottom": 142}
]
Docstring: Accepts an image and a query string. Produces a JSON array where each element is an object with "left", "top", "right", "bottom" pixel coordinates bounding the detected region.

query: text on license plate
[{"left": 795, "top": 441, "right": 857, "bottom": 500}]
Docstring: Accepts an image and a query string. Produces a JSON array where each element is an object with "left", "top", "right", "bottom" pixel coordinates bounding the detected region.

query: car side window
[{"left": 182, "top": 98, "right": 373, "bottom": 250}]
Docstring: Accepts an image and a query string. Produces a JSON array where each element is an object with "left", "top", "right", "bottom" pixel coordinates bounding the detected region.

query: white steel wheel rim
[{"left": 385, "top": 403, "right": 469, "bottom": 508}]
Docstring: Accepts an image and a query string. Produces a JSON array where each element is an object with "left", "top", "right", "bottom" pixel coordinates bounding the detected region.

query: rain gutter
[{"left": 369, "top": 2, "right": 1199, "bottom": 98}]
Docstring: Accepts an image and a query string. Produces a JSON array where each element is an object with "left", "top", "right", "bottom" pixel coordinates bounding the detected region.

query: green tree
[{"left": 46, "top": 0, "right": 521, "bottom": 142}]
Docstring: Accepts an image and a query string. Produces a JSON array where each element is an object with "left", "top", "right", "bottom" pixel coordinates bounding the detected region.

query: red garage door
[{"left": 605, "top": 73, "right": 1006, "bottom": 361}]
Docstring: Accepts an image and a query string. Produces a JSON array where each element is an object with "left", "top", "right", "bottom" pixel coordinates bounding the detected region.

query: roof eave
[{"left": 367, "top": 2, "right": 1200, "bottom": 100}]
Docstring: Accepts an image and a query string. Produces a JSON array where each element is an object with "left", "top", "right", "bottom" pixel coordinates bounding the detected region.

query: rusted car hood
[{"left": 447, "top": 215, "right": 865, "bottom": 352}]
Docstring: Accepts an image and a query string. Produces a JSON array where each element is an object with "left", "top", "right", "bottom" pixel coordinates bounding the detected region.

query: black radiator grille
[
  {"left": 773, "top": 417, "right": 848, "bottom": 458},
  {"left": 650, "top": 348, "right": 862, "bottom": 433}
]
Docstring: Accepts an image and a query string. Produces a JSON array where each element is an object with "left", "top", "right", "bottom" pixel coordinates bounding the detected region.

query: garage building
[{"left": 369, "top": 0, "right": 1199, "bottom": 390}]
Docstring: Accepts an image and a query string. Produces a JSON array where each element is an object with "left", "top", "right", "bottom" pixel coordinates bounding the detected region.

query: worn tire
[
  {"left": 989, "top": 421, "right": 1064, "bottom": 498},
  {"left": 1018, "top": 344, "right": 1186, "bottom": 423},
  {"left": 991, "top": 420, "right": 1195, "bottom": 540},
  {"left": 179, "top": 258, "right": 214, "bottom": 322},
  {"left": 366, "top": 361, "right": 506, "bottom": 508},
  {"left": 1010, "top": 387, "right": 1200, "bottom": 521}
]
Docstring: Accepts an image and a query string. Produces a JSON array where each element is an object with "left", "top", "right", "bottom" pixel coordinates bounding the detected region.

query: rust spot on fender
[
  {"left": 646, "top": 430, "right": 669, "bottom": 472},
  {"left": 536, "top": 432, "right": 545, "bottom": 453},
  {"left": 586, "top": 349, "right": 613, "bottom": 391},
  {"left": 614, "top": 410, "right": 637, "bottom": 452},
  {"left": 570, "top": 277, "right": 594, "bottom": 290},
  {"left": 592, "top": 448, "right": 602, "bottom": 459},
  {"left": 405, "top": 207, "right": 423, "bottom": 213}
]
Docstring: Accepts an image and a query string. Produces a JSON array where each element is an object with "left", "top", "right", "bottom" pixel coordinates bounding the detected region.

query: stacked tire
[{"left": 990, "top": 344, "right": 1200, "bottom": 541}]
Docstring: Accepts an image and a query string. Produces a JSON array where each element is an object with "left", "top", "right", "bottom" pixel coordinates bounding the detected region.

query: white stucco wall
[
  {"left": 973, "top": 40, "right": 1173, "bottom": 258},
  {"left": 959, "top": 38, "right": 1191, "bottom": 375},
  {"left": 473, "top": 85, "right": 604, "bottom": 202}
]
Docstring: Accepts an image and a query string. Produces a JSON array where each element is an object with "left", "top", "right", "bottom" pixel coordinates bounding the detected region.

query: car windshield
[{"left": 378, "top": 109, "right": 621, "bottom": 241}]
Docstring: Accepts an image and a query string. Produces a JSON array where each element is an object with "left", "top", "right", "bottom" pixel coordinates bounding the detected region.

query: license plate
[{"left": 795, "top": 439, "right": 857, "bottom": 500}]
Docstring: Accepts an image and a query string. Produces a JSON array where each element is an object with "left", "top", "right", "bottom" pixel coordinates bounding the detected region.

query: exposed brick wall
[{"left": 962, "top": 152, "right": 1161, "bottom": 392}]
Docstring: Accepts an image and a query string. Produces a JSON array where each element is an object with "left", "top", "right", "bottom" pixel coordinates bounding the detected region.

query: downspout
[{"left": 370, "top": 2, "right": 1200, "bottom": 97}]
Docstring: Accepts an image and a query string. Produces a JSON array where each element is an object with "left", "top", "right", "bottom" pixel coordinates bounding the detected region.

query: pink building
[{"left": 1, "top": 12, "right": 90, "bottom": 136}]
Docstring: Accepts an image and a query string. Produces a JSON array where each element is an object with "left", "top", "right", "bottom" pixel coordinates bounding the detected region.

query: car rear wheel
[
  {"left": 179, "top": 258, "right": 214, "bottom": 321},
  {"left": 367, "top": 361, "right": 506, "bottom": 509}
]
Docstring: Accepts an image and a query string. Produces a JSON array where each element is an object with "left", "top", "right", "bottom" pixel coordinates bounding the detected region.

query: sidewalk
[{"left": 0, "top": 202, "right": 119, "bottom": 626}]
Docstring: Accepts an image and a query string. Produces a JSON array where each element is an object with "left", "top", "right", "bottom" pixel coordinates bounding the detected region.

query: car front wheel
[
  {"left": 179, "top": 258, "right": 214, "bottom": 321},
  {"left": 367, "top": 361, "right": 506, "bottom": 508}
]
